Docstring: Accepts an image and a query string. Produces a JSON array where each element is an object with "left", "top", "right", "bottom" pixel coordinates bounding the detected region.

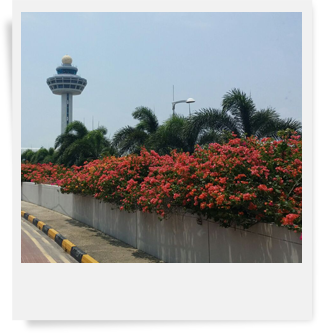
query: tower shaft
[{"left": 61, "top": 93, "right": 73, "bottom": 134}]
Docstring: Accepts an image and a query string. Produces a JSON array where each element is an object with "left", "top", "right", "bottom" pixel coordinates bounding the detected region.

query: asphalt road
[{"left": 21, "top": 218, "right": 77, "bottom": 263}]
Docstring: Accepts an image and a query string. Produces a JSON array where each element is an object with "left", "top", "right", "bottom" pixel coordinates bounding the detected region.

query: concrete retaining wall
[{"left": 21, "top": 182, "right": 302, "bottom": 263}]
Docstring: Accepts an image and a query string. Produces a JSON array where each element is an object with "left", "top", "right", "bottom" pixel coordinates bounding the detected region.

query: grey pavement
[{"left": 21, "top": 201, "right": 162, "bottom": 263}]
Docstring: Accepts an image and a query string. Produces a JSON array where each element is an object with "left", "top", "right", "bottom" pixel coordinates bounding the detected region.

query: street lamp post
[{"left": 172, "top": 98, "right": 195, "bottom": 115}]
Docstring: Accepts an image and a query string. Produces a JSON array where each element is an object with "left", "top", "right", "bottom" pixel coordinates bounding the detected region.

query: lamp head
[{"left": 186, "top": 98, "right": 195, "bottom": 103}]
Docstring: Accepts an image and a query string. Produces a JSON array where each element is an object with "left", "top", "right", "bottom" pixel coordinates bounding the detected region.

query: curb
[{"left": 21, "top": 211, "right": 99, "bottom": 263}]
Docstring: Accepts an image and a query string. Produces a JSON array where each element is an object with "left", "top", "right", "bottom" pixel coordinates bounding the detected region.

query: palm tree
[
  {"left": 42, "top": 147, "right": 57, "bottom": 164},
  {"left": 221, "top": 88, "right": 257, "bottom": 136},
  {"left": 147, "top": 114, "right": 194, "bottom": 155},
  {"left": 185, "top": 88, "right": 301, "bottom": 147},
  {"left": 54, "top": 121, "right": 88, "bottom": 165},
  {"left": 183, "top": 108, "right": 240, "bottom": 150},
  {"left": 258, "top": 116, "right": 302, "bottom": 140},
  {"left": 55, "top": 121, "right": 115, "bottom": 166},
  {"left": 87, "top": 127, "right": 118, "bottom": 158},
  {"left": 222, "top": 88, "right": 301, "bottom": 137},
  {"left": 112, "top": 106, "right": 159, "bottom": 156}
]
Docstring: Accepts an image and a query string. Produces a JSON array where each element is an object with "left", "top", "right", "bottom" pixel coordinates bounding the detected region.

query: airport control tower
[{"left": 47, "top": 55, "right": 87, "bottom": 134}]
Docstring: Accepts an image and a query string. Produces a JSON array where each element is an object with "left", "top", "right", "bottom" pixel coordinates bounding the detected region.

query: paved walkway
[{"left": 21, "top": 201, "right": 162, "bottom": 263}]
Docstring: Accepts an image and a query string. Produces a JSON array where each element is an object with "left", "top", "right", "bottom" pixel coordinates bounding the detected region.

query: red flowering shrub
[
  {"left": 57, "top": 150, "right": 161, "bottom": 212},
  {"left": 21, "top": 130, "right": 302, "bottom": 233},
  {"left": 136, "top": 131, "right": 302, "bottom": 232},
  {"left": 21, "top": 162, "right": 68, "bottom": 186}
]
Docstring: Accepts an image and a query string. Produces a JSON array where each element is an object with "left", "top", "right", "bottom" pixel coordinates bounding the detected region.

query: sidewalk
[{"left": 21, "top": 201, "right": 162, "bottom": 263}]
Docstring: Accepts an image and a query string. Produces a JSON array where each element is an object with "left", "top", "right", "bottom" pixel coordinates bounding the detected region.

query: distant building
[{"left": 46, "top": 55, "right": 87, "bottom": 134}]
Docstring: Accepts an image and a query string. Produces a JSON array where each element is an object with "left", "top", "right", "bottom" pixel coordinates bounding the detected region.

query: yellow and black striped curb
[{"left": 21, "top": 211, "right": 99, "bottom": 263}]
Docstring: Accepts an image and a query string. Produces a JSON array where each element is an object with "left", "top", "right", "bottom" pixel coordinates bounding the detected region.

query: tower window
[{"left": 57, "top": 69, "right": 78, "bottom": 75}]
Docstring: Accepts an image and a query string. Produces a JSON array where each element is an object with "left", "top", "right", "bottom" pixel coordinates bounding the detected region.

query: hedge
[{"left": 21, "top": 131, "right": 302, "bottom": 236}]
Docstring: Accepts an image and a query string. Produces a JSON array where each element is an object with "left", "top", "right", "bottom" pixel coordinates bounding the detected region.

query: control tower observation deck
[{"left": 47, "top": 55, "right": 87, "bottom": 134}]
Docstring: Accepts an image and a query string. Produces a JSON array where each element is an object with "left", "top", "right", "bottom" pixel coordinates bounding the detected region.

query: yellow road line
[
  {"left": 21, "top": 225, "right": 57, "bottom": 263},
  {"left": 22, "top": 220, "right": 51, "bottom": 245},
  {"left": 58, "top": 254, "right": 71, "bottom": 263},
  {"left": 22, "top": 221, "right": 76, "bottom": 263},
  {"left": 22, "top": 220, "right": 72, "bottom": 263}
]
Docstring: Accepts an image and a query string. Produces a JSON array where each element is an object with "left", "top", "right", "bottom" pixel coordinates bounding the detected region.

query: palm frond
[
  {"left": 222, "top": 88, "right": 256, "bottom": 136},
  {"left": 184, "top": 108, "right": 240, "bottom": 143},
  {"left": 60, "top": 138, "right": 93, "bottom": 166},
  {"left": 148, "top": 114, "right": 190, "bottom": 155},
  {"left": 251, "top": 108, "right": 281, "bottom": 138},
  {"left": 112, "top": 126, "right": 148, "bottom": 156},
  {"left": 271, "top": 118, "right": 302, "bottom": 139},
  {"left": 132, "top": 106, "right": 159, "bottom": 134},
  {"left": 277, "top": 118, "right": 302, "bottom": 132},
  {"left": 112, "top": 126, "right": 136, "bottom": 147},
  {"left": 65, "top": 120, "right": 89, "bottom": 138},
  {"left": 197, "top": 129, "right": 227, "bottom": 146}
]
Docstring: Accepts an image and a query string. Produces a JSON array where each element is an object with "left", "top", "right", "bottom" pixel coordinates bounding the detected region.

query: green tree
[
  {"left": 185, "top": 88, "right": 301, "bottom": 147},
  {"left": 222, "top": 88, "right": 301, "bottom": 137},
  {"left": 42, "top": 147, "right": 57, "bottom": 164},
  {"left": 21, "top": 147, "right": 57, "bottom": 164},
  {"left": 112, "top": 106, "right": 159, "bottom": 155},
  {"left": 31, "top": 147, "right": 50, "bottom": 164},
  {"left": 147, "top": 114, "right": 197, "bottom": 155},
  {"left": 54, "top": 120, "right": 88, "bottom": 165},
  {"left": 184, "top": 108, "right": 239, "bottom": 150},
  {"left": 54, "top": 121, "right": 115, "bottom": 166},
  {"left": 21, "top": 149, "right": 36, "bottom": 163}
]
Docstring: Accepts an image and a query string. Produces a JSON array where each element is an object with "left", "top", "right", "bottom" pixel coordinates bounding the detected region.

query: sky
[{"left": 21, "top": 12, "right": 302, "bottom": 149}]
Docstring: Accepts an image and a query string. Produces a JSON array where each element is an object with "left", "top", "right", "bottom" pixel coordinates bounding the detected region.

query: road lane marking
[
  {"left": 58, "top": 254, "right": 71, "bottom": 263},
  {"left": 21, "top": 225, "right": 57, "bottom": 263},
  {"left": 21, "top": 214, "right": 98, "bottom": 263},
  {"left": 22, "top": 219, "right": 74, "bottom": 263},
  {"left": 22, "top": 219, "right": 51, "bottom": 245}
]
